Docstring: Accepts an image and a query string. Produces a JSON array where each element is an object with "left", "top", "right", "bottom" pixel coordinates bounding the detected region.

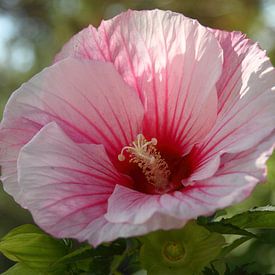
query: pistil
[{"left": 118, "top": 134, "right": 171, "bottom": 192}]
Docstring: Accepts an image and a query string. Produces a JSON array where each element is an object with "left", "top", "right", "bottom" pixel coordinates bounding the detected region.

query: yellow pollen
[{"left": 118, "top": 134, "right": 171, "bottom": 191}]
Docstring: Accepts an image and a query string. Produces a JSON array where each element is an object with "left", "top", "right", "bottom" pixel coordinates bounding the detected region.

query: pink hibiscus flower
[{"left": 0, "top": 10, "right": 275, "bottom": 246}]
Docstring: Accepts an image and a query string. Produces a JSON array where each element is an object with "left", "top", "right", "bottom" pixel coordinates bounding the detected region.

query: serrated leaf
[
  {"left": 223, "top": 206, "right": 275, "bottom": 229},
  {"left": 202, "top": 265, "right": 220, "bottom": 275},
  {"left": 114, "top": 240, "right": 142, "bottom": 275},
  {"left": 257, "top": 229, "right": 275, "bottom": 244},
  {"left": 199, "top": 221, "right": 256, "bottom": 238},
  {"left": 220, "top": 236, "right": 252, "bottom": 257},
  {"left": 0, "top": 224, "right": 67, "bottom": 270},
  {"left": 53, "top": 244, "right": 92, "bottom": 266},
  {"left": 116, "top": 251, "right": 141, "bottom": 275},
  {"left": 54, "top": 239, "right": 126, "bottom": 267},
  {"left": 224, "top": 264, "right": 262, "bottom": 275},
  {"left": 203, "top": 259, "right": 227, "bottom": 275}
]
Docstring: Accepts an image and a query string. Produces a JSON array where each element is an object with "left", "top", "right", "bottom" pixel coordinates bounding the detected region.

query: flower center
[
  {"left": 162, "top": 241, "right": 186, "bottom": 262},
  {"left": 118, "top": 134, "right": 171, "bottom": 192}
]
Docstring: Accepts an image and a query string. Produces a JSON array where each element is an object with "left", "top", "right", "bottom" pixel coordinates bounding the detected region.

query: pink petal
[
  {"left": 77, "top": 214, "right": 184, "bottom": 247},
  {"left": 105, "top": 185, "right": 161, "bottom": 224},
  {"left": 0, "top": 58, "right": 143, "bottom": 201},
  {"left": 172, "top": 136, "right": 275, "bottom": 221},
  {"left": 178, "top": 134, "right": 275, "bottom": 215},
  {"left": 17, "top": 122, "right": 184, "bottom": 246},
  {"left": 18, "top": 122, "right": 130, "bottom": 238},
  {"left": 0, "top": 125, "right": 37, "bottom": 204},
  {"left": 55, "top": 10, "right": 223, "bottom": 152},
  {"left": 190, "top": 31, "right": 275, "bottom": 180},
  {"left": 216, "top": 130, "right": 275, "bottom": 182},
  {"left": 105, "top": 175, "right": 252, "bottom": 227},
  {"left": 95, "top": 174, "right": 252, "bottom": 246},
  {"left": 105, "top": 133, "right": 274, "bottom": 230}
]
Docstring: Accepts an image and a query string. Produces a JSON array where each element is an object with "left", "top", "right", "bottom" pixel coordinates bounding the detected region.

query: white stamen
[
  {"left": 118, "top": 154, "right": 125, "bottom": 161},
  {"left": 118, "top": 134, "right": 170, "bottom": 190}
]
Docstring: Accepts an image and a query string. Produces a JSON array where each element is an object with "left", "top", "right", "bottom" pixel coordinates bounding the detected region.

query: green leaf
[
  {"left": 1, "top": 263, "right": 64, "bottom": 275},
  {"left": 118, "top": 252, "right": 141, "bottom": 275},
  {"left": 198, "top": 221, "right": 256, "bottom": 238},
  {"left": 224, "top": 264, "right": 262, "bottom": 275},
  {"left": 53, "top": 244, "right": 92, "bottom": 266},
  {"left": 203, "top": 259, "right": 227, "bottom": 275},
  {"left": 114, "top": 239, "right": 142, "bottom": 275},
  {"left": 87, "top": 239, "right": 128, "bottom": 275},
  {"left": 220, "top": 236, "right": 252, "bottom": 257},
  {"left": 55, "top": 239, "right": 126, "bottom": 267},
  {"left": 202, "top": 266, "right": 220, "bottom": 275},
  {"left": 2, "top": 224, "right": 43, "bottom": 238},
  {"left": 54, "top": 239, "right": 127, "bottom": 274},
  {"left": 256, "top": 229, "right": 275, "bottom": 245},
  {"left": 0, "top": 224, "right": 67, "bottom": 271},
  {"left": 140, "top": 220, "right": 225, "bottom": 275},
  {"left": 1, "top": 263, "right": 35, "bottom": 275},
  {"left": 222, "top": 206, "right": 275, "bottom": 229}
]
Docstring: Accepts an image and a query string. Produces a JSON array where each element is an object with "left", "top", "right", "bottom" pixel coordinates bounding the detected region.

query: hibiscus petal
[
  {"left": 55, "top": 9, "right": 223, "bottom": 152},
  {"left": 17, "top": 122, "right": 129, "bottom": 238},
  {"left": 0, "top": 125, "right": 37, "bottom": 204},
  {"left": 216, "top": 130, "right": 275, "bottom": 182},
  {"left": 190, "top": 31, "right": 275, "bottom": 180},
  {"left": 170, "top": 134, "right": 274, "bottom": 219},
  {"left": 81, "top": 161, "right": 263, "bottom": 247},
  {"left": 105, "top": 185, "right": 161, "bottom": 224},
  {"left": 77, "top": 214, "right": 184, "bottom": 247},
  {"left": 0, "top": 58, "right": 143, "bottom": 201},
  {"left": 105, "top": 174, "right": 252, "bottom": 226},
  {"left": 105, "top": 132, "right": 274, "bottom": 226}
]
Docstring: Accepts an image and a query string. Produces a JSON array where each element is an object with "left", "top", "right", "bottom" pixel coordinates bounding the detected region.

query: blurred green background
[{"left": 0, "top": 0, "right": 275, "bottom": 273}]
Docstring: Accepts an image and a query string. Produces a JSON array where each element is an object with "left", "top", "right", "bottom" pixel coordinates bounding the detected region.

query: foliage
[
  {"left": 1, "top": 208, "right": 275, "bottom": 274},
  {"left": 0, "top": 224, "right": 141, "bottom": 274}
]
